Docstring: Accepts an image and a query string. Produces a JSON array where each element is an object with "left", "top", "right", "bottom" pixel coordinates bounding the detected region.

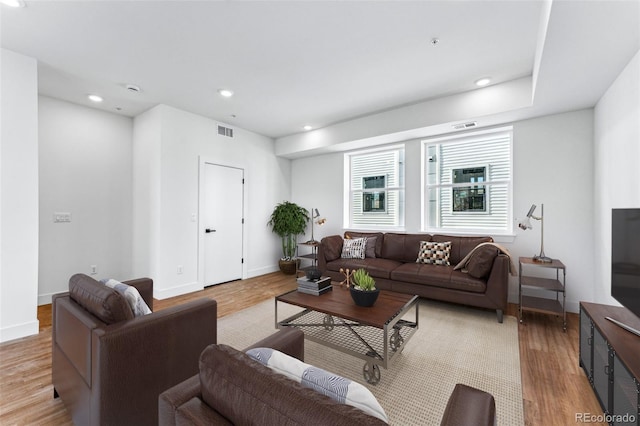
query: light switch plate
[{"left": 53, "top": 212, "right": 72, "bottom": 223}]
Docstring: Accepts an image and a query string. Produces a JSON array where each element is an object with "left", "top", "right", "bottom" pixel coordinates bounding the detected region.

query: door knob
[{"left": 205, "top": 228, "right": 216, "bottom": 233}]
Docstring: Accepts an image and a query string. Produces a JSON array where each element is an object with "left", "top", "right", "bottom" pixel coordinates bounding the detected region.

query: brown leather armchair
[{"left": 52, "top": 274, "right": 217, "bottom": 426}]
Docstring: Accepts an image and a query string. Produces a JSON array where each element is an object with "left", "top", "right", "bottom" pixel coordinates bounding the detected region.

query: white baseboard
[
  {"left": 38, "top": 292, "right": 60, "bottom": 306},
  {"left": 153, "top": 281, "right": 203, "bottom": 300},
  {"left": 247, "top": 264, "right": 280, "bottom": 278},
  {"left": 0, "top": 320, "right": 39, "bottom": 343}
]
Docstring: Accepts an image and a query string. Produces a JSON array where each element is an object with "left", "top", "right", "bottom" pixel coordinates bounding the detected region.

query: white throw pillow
[
  {"left": 246, "top": 347, "right": 388, "bottom": 423},
  {"left": 341, "top": 237, "right": 367, "bottom": 259},
  {"left": 101, "top": 279, "right": 152, "bottom": 317}
]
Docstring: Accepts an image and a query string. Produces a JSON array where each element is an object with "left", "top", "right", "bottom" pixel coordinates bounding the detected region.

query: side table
[
  {"left": 296, "top": 241, "right": 319, "bottom": 277},
  {"left": 518, "top": 256, "right": 567, "bottom": 331}
]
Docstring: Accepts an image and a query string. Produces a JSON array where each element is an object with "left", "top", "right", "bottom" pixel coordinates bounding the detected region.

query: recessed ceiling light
[
  {"left": 475, "top": 78, "right": 491, "bottom": 87},
  {"left": 1, "top": 0, "right": 26, "bottom": 8},
  {"left": 218, "top": 89, "right": 234, "bottom": 98},
  {"left": 88, "top": 94, "right": 103, "bottom": 103},
  {"left": 303, "top": 125, "right": 313, "bottom": 131}
]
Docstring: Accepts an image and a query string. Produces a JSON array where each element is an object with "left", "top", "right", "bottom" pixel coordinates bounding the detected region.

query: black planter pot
[{"left": 349, "top": 287, "right": 380, "bottom": 307}]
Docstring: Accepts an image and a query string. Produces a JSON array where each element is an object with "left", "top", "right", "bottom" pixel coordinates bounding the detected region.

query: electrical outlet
[
  {"left": 90, "top": 265, "right": 98, "bottom": 275},
  {"left": 177, "top": 265, "right": 183, "bottom": 274}
]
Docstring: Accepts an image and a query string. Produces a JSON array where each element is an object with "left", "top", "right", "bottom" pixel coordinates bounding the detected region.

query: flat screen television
[{"left": 609, "top": 208, "right": 640, "bottom": 336}]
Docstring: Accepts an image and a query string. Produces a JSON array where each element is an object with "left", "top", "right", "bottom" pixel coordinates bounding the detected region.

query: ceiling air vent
[
  {"left": 452, "top": 121, "right": 477, "bottom": 130},
  {"left": 218, "top": 125, "right": 234, "bottom": 138}
]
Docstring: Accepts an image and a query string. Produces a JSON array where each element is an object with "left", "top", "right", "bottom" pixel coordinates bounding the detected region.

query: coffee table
[{"left": 275, "top": 285, "right": 419, "bottom": 384}]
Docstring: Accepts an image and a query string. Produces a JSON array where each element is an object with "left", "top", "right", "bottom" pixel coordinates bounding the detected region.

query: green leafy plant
[
  {"left": 267, "top": 201, "right": 309, "bottom": 260},
  {"left": 352, "top": 268, "right": 376, "bottom": 291}
]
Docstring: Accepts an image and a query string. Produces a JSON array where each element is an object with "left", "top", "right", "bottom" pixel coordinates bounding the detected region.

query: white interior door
[{"left": 203, "top": 163, "right": 244, "bottom": 286}]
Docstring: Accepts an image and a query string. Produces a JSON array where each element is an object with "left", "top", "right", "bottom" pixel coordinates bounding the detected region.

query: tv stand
[
  {"left": 605, "top": 315, "right": 640, "bottom": 338},
  {"left": 579, "top": 302, "right": 640, "bottom": 423}
]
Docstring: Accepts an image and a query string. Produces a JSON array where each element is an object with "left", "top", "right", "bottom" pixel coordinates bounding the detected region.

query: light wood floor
[{"left": 0, "top": 272, "right": 605, "bottom": 425}]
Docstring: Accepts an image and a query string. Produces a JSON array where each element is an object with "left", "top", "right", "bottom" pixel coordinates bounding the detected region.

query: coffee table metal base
[{"left": 276, "top": 298, "right": 418, "bottom": 384}]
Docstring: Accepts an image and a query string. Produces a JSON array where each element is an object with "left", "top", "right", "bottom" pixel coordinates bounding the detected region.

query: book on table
[
  {"left": 297, "top": 285, "right": 332, "bottom": 296},
  {"left": 297, "top": 276, "right": 331, "bottom": 290},
  {"left": 297, "top": 276, "right": 332, "bottom": 295}
]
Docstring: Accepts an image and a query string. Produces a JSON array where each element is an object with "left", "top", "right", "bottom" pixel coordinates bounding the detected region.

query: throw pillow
[
  {"left": 246, "top": 347, "right": 388, "bottom": 423},
  {"left": 365, "top": 236, "right": 377, "bottom": 258},
  {"left": 341, "top": 237, "right": 367, "bottom": 259},
  {"left": 101, "top": 278, "right": 152, "bottom": 316},
  {"left": 465, "top": 245, "right": 499, "bottom": 279},
  {"left": 69, "top": 273, "right": 134, "bottom": 324},
  {"left": 416, "top": 241, "right": 452, "bottom": 265}
]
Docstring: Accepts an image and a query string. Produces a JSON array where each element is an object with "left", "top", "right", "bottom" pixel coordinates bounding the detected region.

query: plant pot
[
  {"left": 350, "top": 287, "right": 380, "bottom": 307},
  {"left": 278, "top": 259, "right": 299, "bottom": 275}
]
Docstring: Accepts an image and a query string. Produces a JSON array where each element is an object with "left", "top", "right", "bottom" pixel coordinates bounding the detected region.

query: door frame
[{"left": 197, "top": 156, "right": 247, "bottom": 287}]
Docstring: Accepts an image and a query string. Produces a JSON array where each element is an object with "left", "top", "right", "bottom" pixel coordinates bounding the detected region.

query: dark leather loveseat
[
  {"left": 319, "top": 231, "right": 510, "bottom": 322},
  {"left": 52, "top": 274, "right": 218, "bottom": 426}
]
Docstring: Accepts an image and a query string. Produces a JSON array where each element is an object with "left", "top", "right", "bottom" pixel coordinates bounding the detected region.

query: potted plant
[
  {"left": 267, "top": 201, "right": 309, "bottom": 274},
  {"left": 350, "top": 268, "right": 380, "bottom": 307}
]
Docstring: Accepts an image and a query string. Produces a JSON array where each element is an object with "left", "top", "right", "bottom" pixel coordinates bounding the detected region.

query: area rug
[{"left": 217, "top": 298, "right": 524, "bottom": 426}]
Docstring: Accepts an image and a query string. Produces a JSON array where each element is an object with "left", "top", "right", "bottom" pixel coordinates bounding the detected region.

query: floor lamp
[
  {"left": 306, "top": 208, "right": 326, "bottom": 244},
  {"left": 518, "top": 204, "right": 552, "bottom": 263}
]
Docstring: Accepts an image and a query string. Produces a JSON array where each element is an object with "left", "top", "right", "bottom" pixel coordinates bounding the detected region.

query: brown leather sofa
[
  {"left": 52, "top": 274, "right": 217, "bottom": 426},
  {"left": 159, "top": 328, "right": 496, "bottom": 426},
  {"left": 319, "top": 232, "right": 510, "bottom": 322}
]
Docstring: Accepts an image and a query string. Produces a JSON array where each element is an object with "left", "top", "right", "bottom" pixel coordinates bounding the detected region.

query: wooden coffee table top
[{"left": 276, "top": 285, "right": 418, "bottom": 329}]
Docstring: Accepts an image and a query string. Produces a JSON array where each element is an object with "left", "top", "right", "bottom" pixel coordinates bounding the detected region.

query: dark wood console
[{"left": 580, "top": 302, "right": 640, "bottom": 425}]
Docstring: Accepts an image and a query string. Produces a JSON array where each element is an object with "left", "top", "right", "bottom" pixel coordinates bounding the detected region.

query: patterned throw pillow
[
  {"left": 101, "top": 279, "right": 152, "bottom": 317},
  {"left": 246, "top": 347, "right": 388, "bottom": 423},
  {"left": 341, "top": 237, "right": 367, "bottom": 259},
  {"left": 416, "top": 241, "right": 452, "bottom": 265}
]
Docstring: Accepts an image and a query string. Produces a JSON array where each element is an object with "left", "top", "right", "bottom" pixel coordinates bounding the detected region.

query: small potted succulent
[{"left": 350, "top": 268, "right": 380, "bottom": 307}]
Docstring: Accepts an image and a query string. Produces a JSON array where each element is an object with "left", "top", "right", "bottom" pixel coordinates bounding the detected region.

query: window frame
[
  {"left": 344, "top": 145, "right": 405, "bottom": 230},
  {"left": 421, "top": 127, "right": 513, "bottom": 236}
]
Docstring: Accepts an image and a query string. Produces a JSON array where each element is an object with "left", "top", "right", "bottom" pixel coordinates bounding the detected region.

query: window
[
  {"left": 452, "top": 166, "right": 487, "bottom": 212},
  {"left": 363, "top": 176, "right": 386, "bottom": 212},
  {"left": 423, "top": 127, "right": 512, "bottom": 234},
  {"left": 345, "top": 146, "right": 404, "bottom": 229}
]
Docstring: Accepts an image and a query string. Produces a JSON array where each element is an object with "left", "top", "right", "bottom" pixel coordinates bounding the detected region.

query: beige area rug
[{"left": 217, "top": 298, "right": 524, "bottom": 426}]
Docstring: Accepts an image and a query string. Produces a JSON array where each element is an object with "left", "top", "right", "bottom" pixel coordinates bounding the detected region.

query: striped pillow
[{"left": 246, "top": 347, "right": 388, "bottom": 423}]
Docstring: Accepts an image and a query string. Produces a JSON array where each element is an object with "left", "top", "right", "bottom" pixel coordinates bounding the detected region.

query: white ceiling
[{"left": 1, "top": 1, "right": 639, "bottom": 139}]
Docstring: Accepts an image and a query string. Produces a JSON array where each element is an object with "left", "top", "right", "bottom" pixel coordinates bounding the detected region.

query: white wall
[
  {"left": 511, "top": 110, "right": 595, "bottom": 310},
  {"left": 291, "top": 109, "right": 595, "bottom": 312},
  {"left": 593, "top": 49, "right": 640, "bottom": 306},
  {"left": 0, "top": 49, "right": 39, "bottom": 342},
  {"left": 132, "top": 106, "right": 162, "bottom": 287},
  {"left": 38, "top": 96, "right": 134, "bottom": 304},
  {"left": 133, "top": 105, "right": 290, "bottom": 299}
]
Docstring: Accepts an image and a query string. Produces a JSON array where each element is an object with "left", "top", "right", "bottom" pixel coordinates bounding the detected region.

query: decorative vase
[
  {"left": 278, "top": 259, "right": 299, "bottom": 275},
  {"left": 350, "top": 287, "right": 380, "bottom": 307},
  {"left": 305, "top": 267, "right": 322, "bottom": 281}
]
